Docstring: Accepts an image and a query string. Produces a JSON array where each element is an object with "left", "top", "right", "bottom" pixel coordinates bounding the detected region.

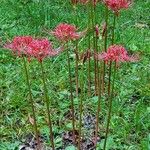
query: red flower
[
  {"left": 97, "top": 45, "right": 137, "bottom": 63},
  {"left": 103, "top": 0, "right": 131, "bottom": 15},
  {"left": 28, "top": 38, "right": 63, "bottom": 62},
  {"left": 52, "top": 23, "right": 84, "bottom": 42},
  {"left": 5, "top": 36, "right": 33, "bottom": 56}
]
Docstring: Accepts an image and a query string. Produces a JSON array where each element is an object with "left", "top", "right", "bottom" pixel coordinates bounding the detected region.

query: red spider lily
[
  {"left": 103, "top": 0, "right": 131, "bottom": 15},
  {"left": 5, "top": 36, "right": 33, "bottom": 56},
  {"left": 52, "top": 23, "right": 85, "bottom": 42},
  {"left": 97, "top": 45, "right": 138, "bottom": 63},
  {"left": 28, "top": 38, "right": 63, "bottom": 62}
]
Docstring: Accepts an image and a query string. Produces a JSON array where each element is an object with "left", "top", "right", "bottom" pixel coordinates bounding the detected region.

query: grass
[{"left": 0, "top": 0, "right": 150, "bottom": 149}]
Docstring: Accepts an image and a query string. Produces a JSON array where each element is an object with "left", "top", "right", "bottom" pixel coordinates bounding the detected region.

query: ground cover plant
[{"left": 0, "top": 0, "right": 150, "bottom": 150}]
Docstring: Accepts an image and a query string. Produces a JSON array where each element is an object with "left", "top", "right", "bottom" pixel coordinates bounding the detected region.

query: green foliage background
[{"left": 0, "top": 0, "right": 150, "bottom": 149}]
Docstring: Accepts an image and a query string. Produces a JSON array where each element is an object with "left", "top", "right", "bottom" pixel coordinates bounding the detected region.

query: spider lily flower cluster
[
  {"left": 103, "top": 0, "right": 131, "bottom": 15},
  {"left": 52, "top": 23, "right": 83, "bottom": 42},
  {"left": 5, "top": 36, "right": 33, "bottom": 56},
  {"left": 3, "top": 0, "right": 139, "bottom": 149},
  {"left": 6, "top": 36, "right": 63, "bottom": 62},
  {"left": 97, "top": 45, "right": 137, "bottom": 64}
]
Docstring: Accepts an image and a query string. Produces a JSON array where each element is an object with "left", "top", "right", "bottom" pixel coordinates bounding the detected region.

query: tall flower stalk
[
  {"left": 94, "top": 61, "right": 102, "bottom": 146},
  {"left": 103, "top": 61, "right": 117, "bottom": 150},
  {"left": 66, "top": 46, "right": 76, "bottom": 143},
  {"left": 73, "top": 4, "right": 79, "bottom": 97},
  {"left": 102, "top": 6, "right": 109, "bottom": 94},
  {"left": 52, "top": 23, "right": 84, "bottom": 144},
  {"left": 107, "top": 61, "right": 112, "bottom": 97},
  {"left": 27, "top": 38, "right": 63, "bottom": 149},
  {"left": 72, "top": 2, "right": 83, "bottom": 147},
  {"left": 23, "top": 57, "right": 41, "bottom": 150},
  {"left": 78, "top": 62, "right": 84, "bottom": 150},
  {"left": 97, "top": 44, "right": 136, "bottom": 149},
  {"left": 111, "top": 14, "right": 116, "bottom": 45},
  {"left": 104, "top": 6, "right": 109, "bottom": 52},
  {"left": 102, "top": 1, "right": 132, "bottom": 147},
  {"left": 40, "top": 62, "right": 55, "bottom": 150},
  {"left": 90, "top": 0, "right": 98, "bottom": 95},
  {"left": 108, "top": 14, "right": 116, "bottom": 97},
  {"left": 87, "top": 1, "right": 92, "bottom": 96},
  {"left": 5, "top": 36, "right": 41, "bottom": 150}
]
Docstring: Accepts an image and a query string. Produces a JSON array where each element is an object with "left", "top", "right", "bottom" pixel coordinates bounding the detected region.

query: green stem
[
  {"left": 87, "top": 1, "right": 91, "bottom": 97},
  {"left": 95, "top": 23, "right": 99, "bottom": 96},
  {"left": 73, "top": 5, "right": 79, "bottom": 97},
  {"left": 23, "top": 57, "right": 41, "bottom": 150},
  {"left": 112, "top": 14, "right": 116, "bottom": 45},
  {"left": 90, "top": 1, "right": 98, "bottom": 95},
  {"left": 40, "top": 62, "right": 55, "bottom": 150},
  {"left": 94, "top": 3, "right": 99, "bottom": 96},
  {"left": 78, "top": 65, "right": 84, "bottom": 150},
  {"left": 104, "top": 13, "right": 117, "bottom": 150},
  {"left": 104, "top": 6, "right": 108, "bottom": 52},
  {"left": 103, "top": 62, "right": 117, "bottom": 150},
  {"left": 66, "top": 47, "right": 76, "bottom": 144},
  {"left": 107, "top": 61, "right": 112, "bottom": 97},
  {"left": 102, "top": 6, "right": 109, "bottom": 94},
  {"left": 95, "top": 62, "right": 102, "bottom": 146},
  {"left": 107, "top": 14, "right": 116, "bottom": 97}
]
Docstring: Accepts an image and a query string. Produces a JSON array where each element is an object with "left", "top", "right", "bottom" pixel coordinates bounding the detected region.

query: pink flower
[
  {"left": 52, "top": 23, "right": 84, "bottom": 42},
  {"left": 103, "top": 0, "right": 131, "bottom": 15},
  {"left": 28, "top": 38, "right": 63, "bottom": 62},
  {"left": 5, "top": 36, "right": 33, "bottom": 56},
  {"left": 97, "top": 45, "right": 137, "bottom": 63}
]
